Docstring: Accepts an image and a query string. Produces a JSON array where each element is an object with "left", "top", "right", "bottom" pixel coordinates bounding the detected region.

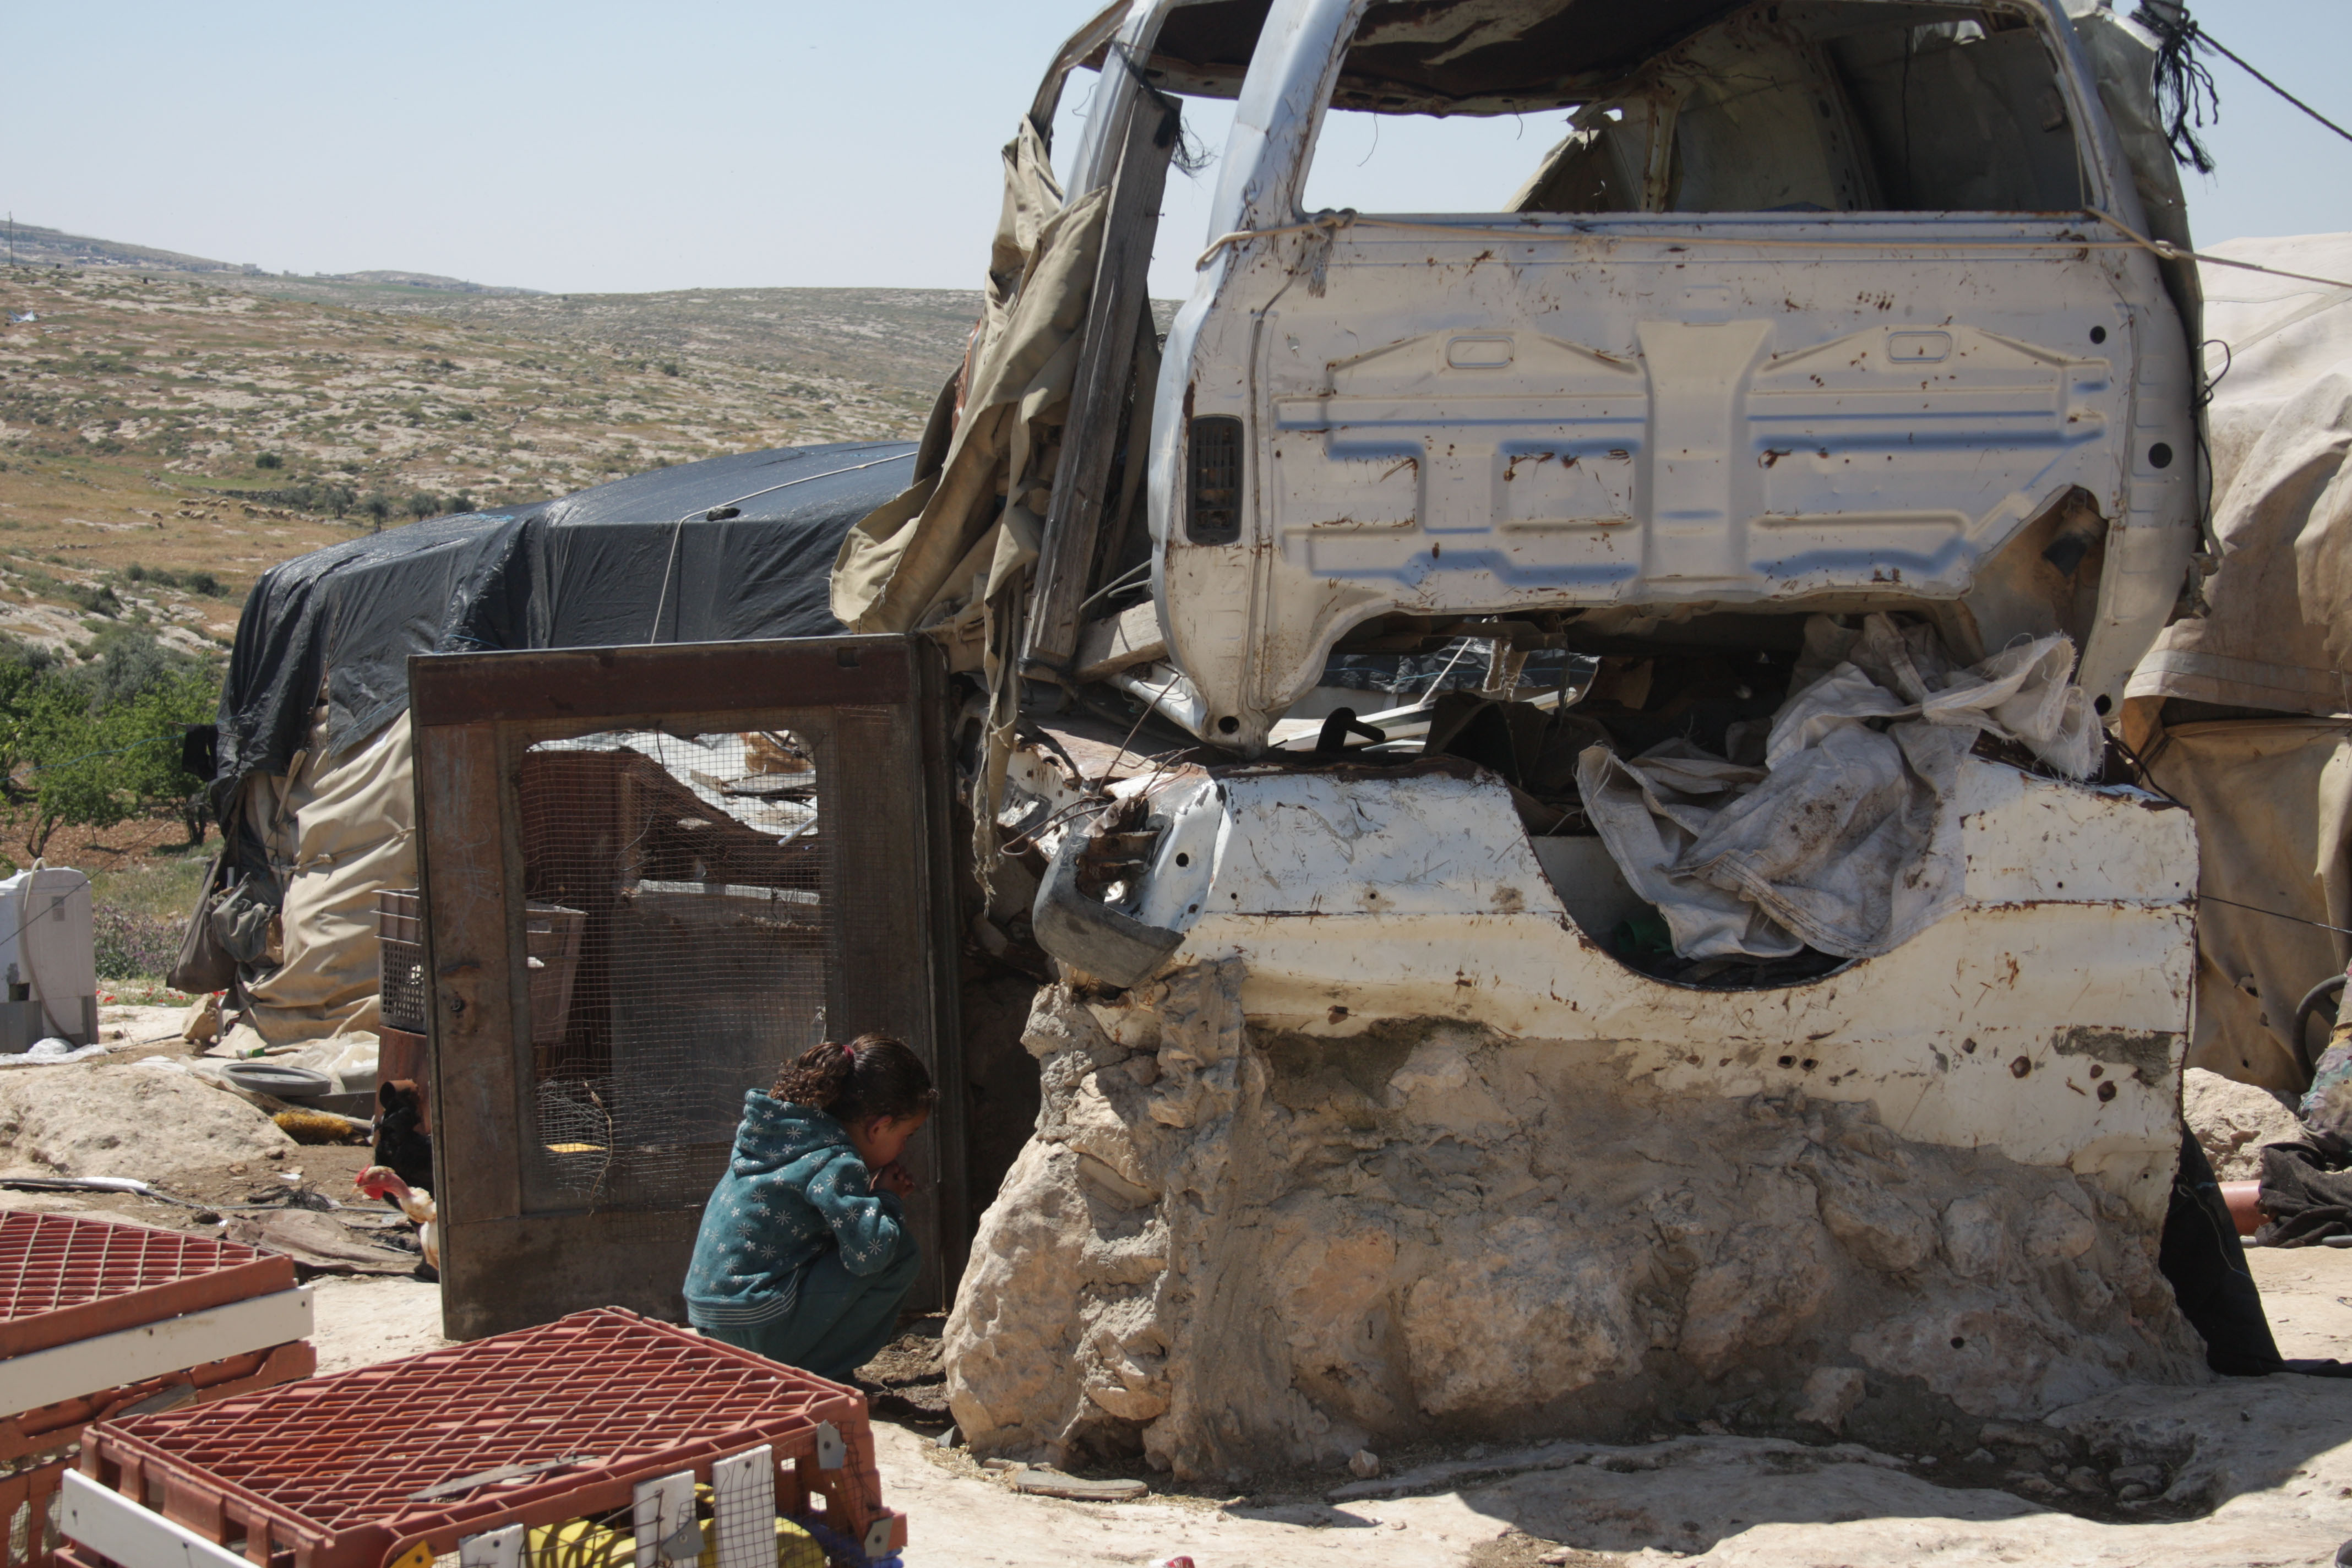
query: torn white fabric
[
  {"left": 1578, "top": 614, "right": 2099, "bottom": 960},
  {"left": 1578, "top": 741, "right": 1793, "bottom": 960}
]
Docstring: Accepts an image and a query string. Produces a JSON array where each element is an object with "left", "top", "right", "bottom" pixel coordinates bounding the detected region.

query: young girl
[{"left": 685, "top": 1033, "right": 935, "bottom": 1382}]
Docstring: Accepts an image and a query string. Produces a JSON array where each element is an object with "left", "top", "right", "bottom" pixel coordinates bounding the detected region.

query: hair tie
[{"left": 839, "top": 1041, "right": 856, "bottom": 1062}]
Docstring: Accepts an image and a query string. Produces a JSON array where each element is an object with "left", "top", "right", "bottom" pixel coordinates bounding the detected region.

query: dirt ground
[
  {"left": 277, "top": 1255, "right": 2352, "bottom": 1567},
  {"left": 9, "top": 1020, "right": 2352, "bottom": 1567}
]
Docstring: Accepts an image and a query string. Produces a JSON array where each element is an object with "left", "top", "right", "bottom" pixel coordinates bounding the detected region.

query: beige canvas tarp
[
  {"left": 831, "top": 122, "right": 1109, "bottom": 640},
  {"left": 2141, "top": 717, "right": 2352, "bottom": 1093},
  {"left": 2119, "top": 236, "right": 2352, "bottom": 1091},
  {"left": 217, "top": 711, "right": 416, "bottom": 1080},
  {"left": 2126, "top": 234, "right": 2352, "bottom": 725}
]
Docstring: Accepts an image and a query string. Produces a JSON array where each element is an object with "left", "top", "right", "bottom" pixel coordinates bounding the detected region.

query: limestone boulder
[
  {"left": 0, "top": 1061, "right": 296, "bottom": 1185},
  {"left": 2181, "top": 1066, "right": 2302, "bottom": 1179},
  {"left": 944, "top": 965, "right": 2207, "bottom": 1481}
]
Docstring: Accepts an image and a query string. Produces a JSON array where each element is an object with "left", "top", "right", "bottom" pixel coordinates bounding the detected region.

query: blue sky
[{"left": 10, "top": 1, "right": 2347, "bottom": 303}]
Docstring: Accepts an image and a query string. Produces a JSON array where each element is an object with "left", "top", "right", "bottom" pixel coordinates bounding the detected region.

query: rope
[
  {"left": 642, "top": 450, "right": 916, "bottom": 644},
  {"left": 2195, "top": 28, "right": 2352, "bottom": 150},
  {"left": 1194, "top": 207, "right": 2352, "bottom": 292},
  {"left": 2197, "top": 893, "right": 2352, "bottom": 941},
  {"left": 2134, "top": 4, "right": 2352, "bottom": 161},
  {"left": 21, "top": 731, "right": 185, "bottom": 773}
]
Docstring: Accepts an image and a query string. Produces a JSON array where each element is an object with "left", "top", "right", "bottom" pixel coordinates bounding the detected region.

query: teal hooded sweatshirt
[{"left": 683, "top": 1091, "right": 907, "bottom": 1331}]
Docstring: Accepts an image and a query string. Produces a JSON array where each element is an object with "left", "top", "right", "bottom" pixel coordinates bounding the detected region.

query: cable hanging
[{"left": 2132, "top": 3, "right": 2352, "bottom": 172}]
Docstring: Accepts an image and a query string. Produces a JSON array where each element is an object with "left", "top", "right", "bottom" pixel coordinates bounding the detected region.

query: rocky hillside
[{"left": 0, "top": 259, "right": 973, "bottom": 657}]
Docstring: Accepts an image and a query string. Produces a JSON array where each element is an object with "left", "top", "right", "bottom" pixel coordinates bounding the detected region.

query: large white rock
[
  {"left": 2181, "top": 1066, "right": 2303, "bottom": 1180},
  {"left": 0, "top": 1061, "right": 296, "bottom": 1185},
  {"left": 944, "top": 966, "right": 2208, "bottom": 1480}
]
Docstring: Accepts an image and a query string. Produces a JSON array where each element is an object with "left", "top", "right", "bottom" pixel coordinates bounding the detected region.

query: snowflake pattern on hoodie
[{"left": 684, "top": 1091, "right": 906, "bottom": 1329}]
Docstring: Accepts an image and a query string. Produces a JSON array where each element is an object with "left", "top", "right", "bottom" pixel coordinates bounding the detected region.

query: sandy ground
[
  {"left": 265, "top": 1252, "right": 2352, "bottom": 1568},
  {"left": 11, "top": 1024, "right": 2352, "bottom": 1567}
]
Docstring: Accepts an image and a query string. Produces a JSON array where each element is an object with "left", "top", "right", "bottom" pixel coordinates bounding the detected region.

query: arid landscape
[
  {"left": 0, "top": 221, "right": 976, "bottom": 656},
  {"left": 0, "top": 222, "right": 980, "bottom": 993}
]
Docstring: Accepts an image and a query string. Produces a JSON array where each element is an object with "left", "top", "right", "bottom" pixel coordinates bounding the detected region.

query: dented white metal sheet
[
  {"left": 1128, "top": 761, "right": 2196, "bottom": 1217},
  {"left": 1146, "top": 0, "right": 2197, "bottom": 751}
]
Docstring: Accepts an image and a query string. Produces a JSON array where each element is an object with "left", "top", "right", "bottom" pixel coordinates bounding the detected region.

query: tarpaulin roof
[{"left": 214, "top": 439, "right": 919, "bottom": 807}]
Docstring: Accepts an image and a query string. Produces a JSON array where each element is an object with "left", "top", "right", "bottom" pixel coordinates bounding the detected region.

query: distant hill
[
  {"left": 245, "top": 284, "right": 989, "bottom": 398},
  {"left": 0, "top": 259, "right": 959, "bottom": 656},
  {"left": 2, "top": 221, "right": 539, "bottom": 296},
  {"left": 4, "top": 221, "right": 1189, "bottom": 398},
  {"left": 4, "top": 220, "right": 267, "bottom": 277},
  {"left": 0, "top": 219, "right": 1165, "bottom": 661}
]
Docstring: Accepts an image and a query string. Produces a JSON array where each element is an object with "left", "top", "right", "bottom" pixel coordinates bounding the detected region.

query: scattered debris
[
  {"left": 1004, "top": 1467, "right": 1148, "bottom": 1502},
  {"left": 0, "top": 1038, "right": 111, "bottom": 1068},
  {"left": 223, "top": 1208, "right": 417, "bottom": 1276},
  {"left": 0, "top": 1173, "right": 154, "bottom": 1196},
  {"left": 271, "top": 1108, "right": 372, "bottom": 1146},
  {"left": 181, "top": 990, "right": 222, "bottom": 1047}
]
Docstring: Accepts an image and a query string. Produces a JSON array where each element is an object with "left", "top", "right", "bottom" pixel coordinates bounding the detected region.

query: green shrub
[{"left": 0, "top": 632, "right": 219, "bottom": 858}]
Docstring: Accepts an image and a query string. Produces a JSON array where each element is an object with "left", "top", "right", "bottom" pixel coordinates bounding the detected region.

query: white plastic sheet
[
  {"left": 0, "top": 1037, "right": 111, "bottom": 1069},
  {"left": 1580, "top": 614, "right": 2099, "bottom": 960}
]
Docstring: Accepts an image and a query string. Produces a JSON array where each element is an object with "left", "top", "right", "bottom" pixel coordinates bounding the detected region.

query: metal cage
[{"left": 409, "top": 636, "right": 961, "bottom": 1339}]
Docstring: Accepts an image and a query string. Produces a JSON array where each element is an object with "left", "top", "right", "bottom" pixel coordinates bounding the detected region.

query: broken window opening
[{"left": 1297, "top": 0, "right": 2089, "bottom": 217}]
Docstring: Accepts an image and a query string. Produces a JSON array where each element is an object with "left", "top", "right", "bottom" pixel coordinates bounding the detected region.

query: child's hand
[{"left": 874, "top": 1161, "right": 917, "bottom": 1196}]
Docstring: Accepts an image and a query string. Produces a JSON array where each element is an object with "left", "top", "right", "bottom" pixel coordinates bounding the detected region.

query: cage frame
[{"left": 408, "top": 635, "right": 962, "bottom": 1341}]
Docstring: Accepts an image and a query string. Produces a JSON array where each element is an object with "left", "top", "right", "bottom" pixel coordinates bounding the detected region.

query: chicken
[{"left": 355, "top": 1165, "right": 438, "bottom": 1271}]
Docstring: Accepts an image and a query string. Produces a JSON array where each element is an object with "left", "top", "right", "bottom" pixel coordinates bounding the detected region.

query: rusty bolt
[
  {"left": 2011, "top": 1057, "right": 2032, "bottom": 1078},
  {"left": 2097, "top": 1081, "right": 2117, "bottom": 1102}
]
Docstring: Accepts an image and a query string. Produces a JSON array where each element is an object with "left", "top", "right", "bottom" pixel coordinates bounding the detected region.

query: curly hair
[{"left": 771, "top": 1033, "right": 937, "bottom": 1125}]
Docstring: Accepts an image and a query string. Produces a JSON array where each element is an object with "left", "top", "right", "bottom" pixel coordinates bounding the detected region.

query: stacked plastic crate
[
  {"left": 57, "top": 1307, "right": 906, "bottom": 1568},
  {"left": 374, "top": 890, "right": 428, "bottom": 1089},
  {"left": 2, "top": 1215, "right": 315, "bottom": 1568}
]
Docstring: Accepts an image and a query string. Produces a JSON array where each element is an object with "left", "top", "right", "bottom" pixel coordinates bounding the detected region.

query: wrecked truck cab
[
  {"left": 1138, "top": 0, "right": 2197, "bottom": 752},
  {"left": 866, "top": 0, "right": 2218, "bottom": 1473}
]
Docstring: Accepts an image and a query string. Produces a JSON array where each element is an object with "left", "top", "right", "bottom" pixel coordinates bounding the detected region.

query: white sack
[{"left": 1580, "top": 614, "right": 2097, "bottom": 960}]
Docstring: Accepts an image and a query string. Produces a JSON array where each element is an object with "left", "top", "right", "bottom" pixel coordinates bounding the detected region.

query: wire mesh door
[{"left": 410, "top": 638, "right": 959, "bottom": 1340}]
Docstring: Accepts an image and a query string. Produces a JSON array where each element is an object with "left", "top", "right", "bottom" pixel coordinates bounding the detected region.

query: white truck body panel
[
  {"left": 1146, "top": 0, "right": 2196, "bottom": 749},
  {"left": 1129, "top": 759, "right": 2195, "bottom": 1211}
]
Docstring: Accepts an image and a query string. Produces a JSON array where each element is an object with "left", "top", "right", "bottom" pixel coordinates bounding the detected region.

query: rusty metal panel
[{"left": 410, "top": 636, "right": 959, "bottom": 1341}]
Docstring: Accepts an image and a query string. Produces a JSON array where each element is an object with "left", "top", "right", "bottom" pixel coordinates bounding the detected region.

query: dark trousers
[{"left": 699, "top": 1232, "right": 920, "bottom": 1384}]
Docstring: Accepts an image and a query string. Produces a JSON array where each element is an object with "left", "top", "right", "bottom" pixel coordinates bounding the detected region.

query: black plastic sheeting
[{"left": 214, "top": 440, "right": 917, "bottom": 813}]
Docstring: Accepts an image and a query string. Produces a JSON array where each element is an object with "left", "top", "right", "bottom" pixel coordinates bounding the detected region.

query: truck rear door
[{"left": 1156, "top": 0, "right": 2195, "bottom": 748}]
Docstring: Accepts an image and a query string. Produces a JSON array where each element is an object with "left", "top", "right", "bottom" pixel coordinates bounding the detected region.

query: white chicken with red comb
[{"left": 355, "top": 1165, "right": 438, "bottom": 1271}]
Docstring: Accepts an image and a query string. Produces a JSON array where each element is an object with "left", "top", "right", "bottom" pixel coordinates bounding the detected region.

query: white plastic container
[{"left": 0, "top": 866, "right": 99, "bottom": 1050}]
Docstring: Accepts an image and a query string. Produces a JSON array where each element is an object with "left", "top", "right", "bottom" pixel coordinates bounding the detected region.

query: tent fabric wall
[
  {"left": 219, "top": 713, "right": 416, "bottom": 1072},
  {"left": 830, "top": 122, "right": 1109, "bottom": 636},
  {"left": 204, "top": 440, "right": 918, "bottom": 1057},
  {"left": 2141, "top": 717, "right": 2352, "bottom": 1094},
  {"left": 2116, "top": 237, "right": 2352, "bottom": 1093},
  {"left": 2126, "top": 235, "right": 2352, "bottom": 728}
]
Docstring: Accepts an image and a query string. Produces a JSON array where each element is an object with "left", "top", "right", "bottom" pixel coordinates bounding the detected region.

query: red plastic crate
[
  {"left": 3, "top": 1217, "right": 312, "bottom": 1568},
  {"left": 70, "top": 1308, "right": 904, "bottom": 1568},
  {"left": 1, "top": 1215, "right": 294, "bottom": 1360}
]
